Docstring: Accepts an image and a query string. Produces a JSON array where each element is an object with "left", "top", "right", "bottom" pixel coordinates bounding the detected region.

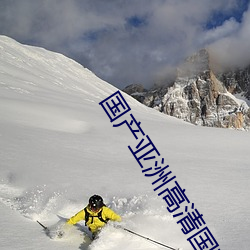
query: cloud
[
  {"left": 0, "top": 0, "right": 249, "bottom": 88},
  {"left": 200, "top": 18, "right": 240, "bottom": 45},
  {"left": 208, "top": 3, "right": 250, "bottom": 68}
]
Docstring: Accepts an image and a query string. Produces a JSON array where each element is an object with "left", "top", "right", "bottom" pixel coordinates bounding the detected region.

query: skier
[{"left": 66, "top": 194, "right": 121, "bottom": 239}]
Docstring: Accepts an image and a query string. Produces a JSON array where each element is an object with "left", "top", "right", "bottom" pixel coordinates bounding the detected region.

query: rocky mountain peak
[
  {"left": 123, "top": 49, "right": 250, "bottom": 130},
  {"left": 177, "top": 49, "right": 210, "bottom": 78}
]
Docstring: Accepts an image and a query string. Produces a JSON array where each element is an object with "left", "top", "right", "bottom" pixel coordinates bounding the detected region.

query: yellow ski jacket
[{"left": 67, "top": 206, "right": 121, "bottom": 233}]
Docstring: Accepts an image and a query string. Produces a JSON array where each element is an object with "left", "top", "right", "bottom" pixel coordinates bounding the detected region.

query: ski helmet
[{"left": 89, "top": 195, "right": 104, "bottom": 210}]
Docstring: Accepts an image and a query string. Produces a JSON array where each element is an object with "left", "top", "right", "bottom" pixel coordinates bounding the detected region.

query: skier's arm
[
  {"left": 67, "top": 209, "right": 85, "bottom": 225},
  {"left": 104, "top": 207, "right": 122, "bottom": 222}
]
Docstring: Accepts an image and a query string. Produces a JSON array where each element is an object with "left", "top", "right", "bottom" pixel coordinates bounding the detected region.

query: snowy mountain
[
  {"left": 124, "top": 49, "right": 250, "bottom": 130},
  {"left": 0, "top": 36, "right": 250, "bottom": 250}
]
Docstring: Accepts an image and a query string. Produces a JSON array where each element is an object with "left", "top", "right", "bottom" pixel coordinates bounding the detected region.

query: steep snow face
[{"left": 0, "top": 36, "right": 250, "bottom": 250}]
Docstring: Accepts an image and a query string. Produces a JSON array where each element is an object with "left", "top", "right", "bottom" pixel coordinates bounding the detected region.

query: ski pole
[
  {"left": 122, "top": 227, "right": 179, "bottom": 250},
  {"left": 37, "top": 220, "right": 48, "bottom": 231}
]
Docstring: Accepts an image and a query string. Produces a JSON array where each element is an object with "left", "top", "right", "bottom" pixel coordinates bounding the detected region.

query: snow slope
[{"left": 0, "top": 36, "right": 249, "bottom": 250}]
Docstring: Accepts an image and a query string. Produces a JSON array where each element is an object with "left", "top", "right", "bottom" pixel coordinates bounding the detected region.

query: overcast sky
[{"left": 0, "top": 0, "right": 249, "bottom": 89}]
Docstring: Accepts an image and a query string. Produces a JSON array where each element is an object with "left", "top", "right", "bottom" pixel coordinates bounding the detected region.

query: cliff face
[
  {"left": 218, "top": 66, "right": 250, "bottom": 99},
  {"left": 123, "top": 49, "right": 250, "bottom": 130}
]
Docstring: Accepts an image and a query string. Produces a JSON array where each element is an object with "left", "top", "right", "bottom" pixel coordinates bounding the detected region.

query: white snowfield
[{"left": 0, "top": 35, "right": 249, "bottom": 250}]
